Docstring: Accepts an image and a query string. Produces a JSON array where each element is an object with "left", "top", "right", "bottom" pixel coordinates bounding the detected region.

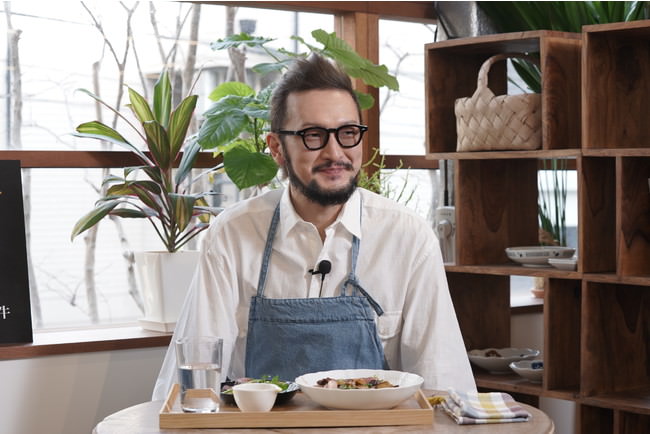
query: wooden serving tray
[{"left": 160, "top": 384, "right": 433, "bottom": 429}]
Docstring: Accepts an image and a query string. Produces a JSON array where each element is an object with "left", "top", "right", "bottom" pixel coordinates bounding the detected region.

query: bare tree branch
[{"left": 4, "top": 1, "right": 43, "bottom": 327}]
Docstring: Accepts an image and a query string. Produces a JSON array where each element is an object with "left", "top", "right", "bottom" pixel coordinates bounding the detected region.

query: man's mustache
[{"left": 312, "top": 161, "right": 354, "bottom": 173}]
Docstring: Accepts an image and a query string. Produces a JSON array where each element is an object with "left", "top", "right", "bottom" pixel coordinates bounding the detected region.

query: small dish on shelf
[
  {"left": 509, "top": 359, "right": 544, "bottom": 383},
  {"left": 505, "top": 246, "right": 575, "bottom": 267},
  {"left": 467, "top": 348, "right": 540, "bottom": 374},
  {"left": 548, "top": 257, "right": 577, "bottom": 271}
]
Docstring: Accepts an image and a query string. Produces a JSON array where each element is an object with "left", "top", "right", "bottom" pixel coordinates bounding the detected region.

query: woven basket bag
[{"left": 455, "top": 53, "right": 541, "bottom": 152}]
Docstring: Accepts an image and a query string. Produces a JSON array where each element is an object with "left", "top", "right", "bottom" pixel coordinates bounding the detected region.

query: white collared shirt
[{"left": 152, "top": 188, "right": 476, "bottom": 400}]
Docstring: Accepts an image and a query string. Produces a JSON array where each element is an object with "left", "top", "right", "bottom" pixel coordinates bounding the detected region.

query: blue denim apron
[{"left": 244, "top": 202, "right": 387, "bottom": 380}]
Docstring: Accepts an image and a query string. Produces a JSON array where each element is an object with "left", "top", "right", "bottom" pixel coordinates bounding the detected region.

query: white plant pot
[{"left": 134, "top": 250, "right": 200, "bottom": 332}]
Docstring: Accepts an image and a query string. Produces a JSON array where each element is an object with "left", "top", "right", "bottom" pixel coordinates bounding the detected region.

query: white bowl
[
  {"left": 506, "top": 246, "right": 575, "bottom": 267},
  {"left": 467, "top": 348, "right": 540, "bottom": 374},
  {"left": 232, "top": 383, "right": 281, "bottom": 412},
  {"left": 295, "top": 369, "right": 423, "bottom": 410},
  {"left": 509, "top": 359, "right": 544, "bottom": 383},
  {"left": 548, "top": 257, "right": 577, "bottom": 271}
]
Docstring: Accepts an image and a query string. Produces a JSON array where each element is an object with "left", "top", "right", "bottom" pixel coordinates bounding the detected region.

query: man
[{"left": 152, "top": 54, "right": 475, "bottom": 400}]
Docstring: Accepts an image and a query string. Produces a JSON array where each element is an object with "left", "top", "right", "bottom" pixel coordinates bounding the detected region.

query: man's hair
[{"left": 270, "top": 53, "right": 361, "bottom": 132}]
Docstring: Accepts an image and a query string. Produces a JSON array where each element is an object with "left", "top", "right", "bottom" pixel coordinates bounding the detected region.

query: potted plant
[
  {"left": 71, "top": 70, "right": 221, "bottom": 331},
  {"left": 197, "top": 30, "right": 400, "bottom": 190}
]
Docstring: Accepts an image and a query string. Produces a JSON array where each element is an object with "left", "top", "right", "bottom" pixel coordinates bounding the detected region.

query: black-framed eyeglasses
[{"left": 275, "top": 124, "right": 368, "bottom": 151}]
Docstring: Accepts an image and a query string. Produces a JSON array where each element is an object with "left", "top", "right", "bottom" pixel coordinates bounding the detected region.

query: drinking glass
[{"left": 175, "top": 336, "right": 223, "bottom": 413}]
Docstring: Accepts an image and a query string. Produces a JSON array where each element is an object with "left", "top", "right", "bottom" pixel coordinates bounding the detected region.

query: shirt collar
[{"left": 278, "top": 187, "right": 362, "bottom": 240}]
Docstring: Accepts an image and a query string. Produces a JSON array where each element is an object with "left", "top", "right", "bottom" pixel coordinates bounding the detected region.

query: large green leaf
[
  {"left": 143, "top": 120, "right": 171, "bottom": 170},
  {"left": 168, "top": 94, "right": 198, "bottom": 157},
  {"left": 210, "top": 33, "right": 274, "bottom": 50},
  {"left": 127, "top": 87, "right": 155, "bottom": 124},
  {"left": 241, "top": 102, "right": 269, "bottom": 121},
  {"left": 153, "top": 70, "right": 172, "bottom": 128},
  {"left": 355, "top": 91, "right": 375, "bottom": 111},
  {"left": 198, "top": 106, "right": 249, "bottom": 150},
  {"left": 130, "top": 183, "right": 163, "bottom": 214},
  {"left": 223, "top": 146, "right": 278, "bottom": 190},
  {"left": 74, "top": 121, "right": 152, "bottom": 165},
  {"left": 208, "top": 81, "right": 254, "bottom": 101},
  {"left": 70, "top": 199, "right": 120, "bottom": 240},
  {"left": 175, "top": 138, "right": 202, "bottom": 186},
  {"left": 110, "top": 208, "right": 153, "bottom": 218},
  {"left": 252, "top": 59, "right": 294, "bottom": 75},
  {"left": 312, "top": 30, "right": 399, "bottom": 91},
  {"left": 169, "top": 193, "right": 195, "bottom": 232},
  {"left": 107, "top": 180, "right": 161, "bottom": 197}
]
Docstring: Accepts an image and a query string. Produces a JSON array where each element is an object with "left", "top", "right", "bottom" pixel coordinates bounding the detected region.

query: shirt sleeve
[
  {"left": 151, "top": 227, "right": 240, "bottom": 401},
  {"left": 399, "top": 238, "right": 477, "bottom": 393}
]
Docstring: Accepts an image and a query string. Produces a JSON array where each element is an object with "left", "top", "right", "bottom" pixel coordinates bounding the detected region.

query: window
[{"left": 2, "top": 2, "right": 334, "bottom": 329}]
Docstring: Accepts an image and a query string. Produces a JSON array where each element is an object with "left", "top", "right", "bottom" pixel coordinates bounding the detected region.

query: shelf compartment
[
  {"left": 619, "top": 157, "right": 650, "bottom": 277},
  {"left": 474, "top": 372, "right": 543, "bottom": 396},
  {"left": 455, "top": 159, "right": 538, "bottom": 265},
  {"left": 581, "top": 282, "right": 650, "bottom": 398},
  {"left": 425, "top": 30, "right": 581, "bottom": 154},
  {"left": 446, "top": 264, "right": 581, "bottom": 279},
  {"left": 582, "top": 387, "right": 650, "bottom": 416},
  {"left": 617, "top": 411, "right": 650, "bottom": 433},
  {"left": 579, "top": 157, "right": 616, "bottom": 273},
  {"left": 545, "top": 278, "right": 581, "bottom": 392},
  {"left": 583, "top": 20, "right": 650, "bottom": 150},
  {"left": 579, "top": 405, "right": 614, "bottom": 434},
  {"left": 447, "top": 273, "right": 510, "bottom": 351}
]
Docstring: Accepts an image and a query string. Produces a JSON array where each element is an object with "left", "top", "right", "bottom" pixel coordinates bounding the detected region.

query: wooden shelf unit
[{"left": 425, "top": 24, "right": 650, "bottom": 434}]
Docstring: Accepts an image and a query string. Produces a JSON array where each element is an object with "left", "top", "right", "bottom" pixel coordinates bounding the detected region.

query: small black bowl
[{"left": 220, "top": 380, "right": 300, "bottom": 406}]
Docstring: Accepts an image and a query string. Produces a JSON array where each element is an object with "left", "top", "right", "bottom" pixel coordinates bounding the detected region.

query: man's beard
[{"left": 282, "top": 148, "right": 358, "bottom": 206}]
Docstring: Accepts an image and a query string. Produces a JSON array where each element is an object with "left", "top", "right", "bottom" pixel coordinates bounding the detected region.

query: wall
[{"left": 0, "top": 346, "right": 167, "bottom": 434}]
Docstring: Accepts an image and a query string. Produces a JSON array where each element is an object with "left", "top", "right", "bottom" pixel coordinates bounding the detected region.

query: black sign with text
[{"left": 0, "top": 160, "right": 33, "bottom": 343}]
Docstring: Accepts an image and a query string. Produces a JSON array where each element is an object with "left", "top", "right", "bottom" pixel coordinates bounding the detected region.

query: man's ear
[{"left": 267, "top": 133, "right": 285, "bottom": 166}]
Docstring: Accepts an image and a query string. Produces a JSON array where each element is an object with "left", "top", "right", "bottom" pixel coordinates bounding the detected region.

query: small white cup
[{"left": 232, "top": 383, "right": 281, "bottom": 412}]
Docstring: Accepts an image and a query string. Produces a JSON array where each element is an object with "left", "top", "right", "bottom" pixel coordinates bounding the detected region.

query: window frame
[{"left": 0, "top": 1, "right": 439, "bottom": 357}]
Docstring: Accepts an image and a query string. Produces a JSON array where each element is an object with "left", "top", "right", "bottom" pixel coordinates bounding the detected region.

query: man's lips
[{"left": 313, "top": 162, "right": 353, "bottom": 175}]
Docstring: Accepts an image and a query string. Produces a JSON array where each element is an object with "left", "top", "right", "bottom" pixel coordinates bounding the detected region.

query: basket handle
[{"left": 476, "top": 53, "right": 540, "bottom": 95}]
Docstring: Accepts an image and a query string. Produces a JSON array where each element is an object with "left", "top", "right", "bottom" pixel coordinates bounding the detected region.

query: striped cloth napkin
[{"left": 441, "top": 388, "right": 532, "bottom": 424}]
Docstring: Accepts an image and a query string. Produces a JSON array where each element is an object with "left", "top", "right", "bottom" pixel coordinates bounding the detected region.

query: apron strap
[
  {"left": 341, "top": 214, "right": 384, "bottom": 317},
  {"left": 256, "top": 203, "right": 281, "bottom": 297},
  {"left": 256, "top": 193, "right": 384, "bottom": 316}
]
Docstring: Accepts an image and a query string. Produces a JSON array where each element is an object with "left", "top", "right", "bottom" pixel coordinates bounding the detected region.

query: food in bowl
[
  {"left": 316, "top": 376, "right": 396, "bottom": 389},
  {"left": 296, "top": 369, "right": 423, "bottom": 410},
  {"left": 220, "top": 376, "right": 298, "bottom": 405}
]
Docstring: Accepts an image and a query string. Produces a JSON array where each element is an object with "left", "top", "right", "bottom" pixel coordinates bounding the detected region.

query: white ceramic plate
[
  {"left": 295, "top": 369, "right": 423, "bottom": 410},
  {"left": 509, "top": 359, "right": 544, "bottom": 383},
  {"left": 467, "top": 348, "right": 540, "bottom": 374},
  {"left": 548, "top": 257, "right": 577, "bottom": 271},
  {"left": 505, "top": 246, "right": 575, "bottom": 267}
]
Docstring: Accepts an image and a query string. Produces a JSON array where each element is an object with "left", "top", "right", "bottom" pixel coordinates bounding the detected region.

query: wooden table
[{"left": 93, "top": 391, "right": 554, "bottom": 434}]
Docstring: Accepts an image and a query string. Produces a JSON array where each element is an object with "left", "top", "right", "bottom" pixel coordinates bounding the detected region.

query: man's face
[{"left": 269, "top": 89, "right": 363, "bottom": 206}]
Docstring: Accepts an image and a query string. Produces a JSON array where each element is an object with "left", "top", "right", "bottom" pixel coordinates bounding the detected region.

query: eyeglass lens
[{"left": 303, "top": 125, "right": 364, "bottom": 149}]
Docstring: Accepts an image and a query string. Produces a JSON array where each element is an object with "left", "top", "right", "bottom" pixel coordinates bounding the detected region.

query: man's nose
[{"left": 321, "top": 132, "right": 346, "bottom": 158}]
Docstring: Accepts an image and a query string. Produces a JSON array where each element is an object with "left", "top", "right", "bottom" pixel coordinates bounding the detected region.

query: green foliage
[
  {"left": 71, "top": 71, "right": 221, "bottom": 252},
  {"left": 357, "top": 148, "right": 415, "bottom": 206},
  {"left": 538, "top": 159, "right": 568, "bottom": 246},
  {"left": 198, "top": 29, "right": 399, "bottom": 190},
  {"left": 479, "top": 1, "right": 650, "bottom": 91}
]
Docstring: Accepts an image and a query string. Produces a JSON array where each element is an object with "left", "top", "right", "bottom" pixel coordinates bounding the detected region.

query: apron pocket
[{"left": 377, "top": 311, "right": 402, "bottom": 340}]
